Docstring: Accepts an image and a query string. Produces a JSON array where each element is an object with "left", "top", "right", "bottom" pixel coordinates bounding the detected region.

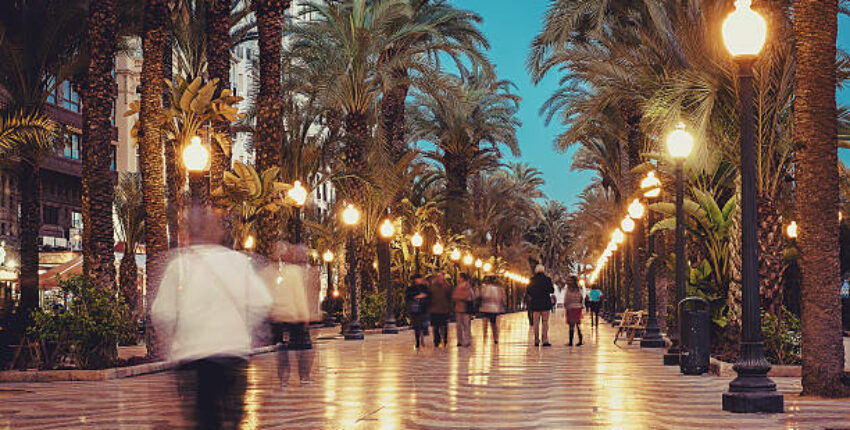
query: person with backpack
[
  {"left": 587, "top": 283, "right": 603, "bottom": 327},
  {"left": 527, "top": 264, "right": 555, "bottom": 347},
  {"left": 452, "top": 273, "right": 475, "bottom": 347},
  {"left": 406, "top": 274, "right": 431, "bottom": 348}
]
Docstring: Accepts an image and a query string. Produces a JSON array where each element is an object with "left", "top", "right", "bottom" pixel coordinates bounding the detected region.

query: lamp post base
[
  {"left": 664, "top": 341, "right": 681, "bottom": 365},
  {"left": 382, "top": 319, "right": 398, "bottom": 334},
  {"left": 344, "top": 322, "right": 364, "bottom": 340},
  {"left": 640, "top": 335, "right": 666, "bottom": 348},
  {"left": 722, "top": 391, "right": 784, "bottom": 414}
]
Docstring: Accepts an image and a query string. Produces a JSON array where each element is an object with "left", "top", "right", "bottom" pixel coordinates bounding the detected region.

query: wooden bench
[{"left": 614, "top": 310, "right": 647, "bottom": 345}]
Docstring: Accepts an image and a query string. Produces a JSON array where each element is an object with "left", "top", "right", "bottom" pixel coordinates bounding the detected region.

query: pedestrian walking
[
  {"left": 479, "top": 276, "right": 505, "bottom": 344},
  {"left": 564, "top": 276, "right": 584, "bottom": 346},
  {"left": 428, "top": 271, "right": 452, "bottom": 347},
  {"left": 452, "top": 273, "right": 475, "bottom": 347},
  {"left": 152, "top": 206, "right": 272, "bottom": 429},
  {"left": 587, "top": 284, "right": 603, "bottom": 327},
  {"left": 527, "top": 264, "right": 555, "bottom": 347},
  {"left": 406, "top": 274, "right": 431, "bottom": 348},
  {"left": 263, "top": 242, "right": 316, "bottom": 386}
]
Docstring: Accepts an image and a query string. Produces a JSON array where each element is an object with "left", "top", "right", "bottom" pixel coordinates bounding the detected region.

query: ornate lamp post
[
  {"left": 450, "top": 248, "right": 461, "bottom": 285},
  {"left": 323, "top": 250, "right": 336, "bottom": 326},
  {"left": 342, "top": 204, "right": 364, "bottom": 340},
  {"left": 287, "top": 180, "right": 308, "bottom": 243},
  {"left": 664, "top": 123, "right": 694, "bottom": 365},
  {"left": 612, "top": 228, "right": 625, "bottom": 317},
  {"left": 463, "top": 253, "right": 474, "bottom": 277},
  {"left": 474, "top": 258, "right": 483, "bottom": 285},
  {"left": 411, "top": 232, "right": 423, "bottom": 274},
  {"left": 621, "top": 216, "right": 636, "bottom": 310},
  {"left": 183, "top": 135, "right": 210, "bottom": 206},
  {"left": 432, "top": 242, "right": 444, "bottom": 269},
  {"left": 378, "top": 218, "right": 398, "bottom": 334},
  {"left": 640, "top": 171, "right": 666, "bottom": 348},
  {"left": 721, "top": 0, "right": 783, "bottom": 413},
  {"left": 627, "top": 199, "right": 646, "bottom": 310}
]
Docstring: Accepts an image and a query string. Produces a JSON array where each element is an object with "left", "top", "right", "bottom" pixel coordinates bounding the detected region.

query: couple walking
[{"left": 526, "top": 266, "right": 583, "bottom": 347}]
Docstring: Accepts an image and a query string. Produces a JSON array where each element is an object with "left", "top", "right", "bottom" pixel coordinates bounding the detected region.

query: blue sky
[{"left": 452, "top": 0, "right": 850, "bottom": 209}]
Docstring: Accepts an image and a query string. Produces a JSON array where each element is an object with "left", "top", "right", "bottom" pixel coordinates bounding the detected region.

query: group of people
[
  {"left": 526, "top": 266, "right": 604, "bottom": 347},
  {"left": 151, "top": 205, "right": 319, "bottom": 429},
  {"left": 405, "top": 271, "right": 506, "bottom": 348}
]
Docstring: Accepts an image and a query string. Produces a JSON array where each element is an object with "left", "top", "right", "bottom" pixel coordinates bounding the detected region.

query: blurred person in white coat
[{"left": 152, "top": 206, "right": 272, "bottom": 429}]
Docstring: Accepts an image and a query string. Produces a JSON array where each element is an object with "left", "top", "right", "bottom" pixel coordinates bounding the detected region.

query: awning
[{"left": 39, "top": 256, "right": 83, "bottom": 289}]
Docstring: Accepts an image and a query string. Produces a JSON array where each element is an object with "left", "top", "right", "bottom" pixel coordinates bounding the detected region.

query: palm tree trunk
[
  {"left": 444, "top": 156, "right": 468, "bottom": 235},
  {"left": 119, "top": 250, "right": 139, "bottom": 319},
  {"left": 140, "top": 0, "right": 170, "bottom": 359},
  {"left": 162, "top": 26, "right": 181, "bottom": 249},
  {"left": 758, "top": 195, "right": 786, "bottom": 317},
  {"left": 206, "top": 0, "right": 232, "bottom": 196},
  {"left": 17, "top": 161, "right": 40, "bottom": 314},
  {"left": 380, "top": 69, "right": 409, "bottom": 163},
  {"left": 82, "top": 0, "right": 118, "bottom": 291},
  {"left": 253, "top": 0, "right": 288, "bottom": 257},
  {"left": 794, "top": 0, "right": 850, "bottom": 397}
]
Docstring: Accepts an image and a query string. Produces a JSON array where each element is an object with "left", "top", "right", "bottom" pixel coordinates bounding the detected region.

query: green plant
[
  {"left": 359, "top": 289, "right": 387, "bottom": 330},
  {"left": 28, "top": 275, "right": 134, "bottom": 370},
  {"left": 761, "top": 306, "right": 802, "bottom": 365}
]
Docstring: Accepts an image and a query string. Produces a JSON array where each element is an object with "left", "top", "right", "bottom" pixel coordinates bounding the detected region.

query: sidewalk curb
[{"left": 0, "top": 325, "right": 413, "bottom": 383}]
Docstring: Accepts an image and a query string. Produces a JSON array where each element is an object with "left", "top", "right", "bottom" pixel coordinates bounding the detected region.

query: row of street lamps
[{"left": 586, "top": 0, "right": 783, "bottom": 413}]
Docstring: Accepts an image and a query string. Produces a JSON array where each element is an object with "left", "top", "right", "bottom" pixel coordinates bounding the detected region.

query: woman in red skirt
[{"left": 564, "top": 276, "right": 584, "bottom": 346}]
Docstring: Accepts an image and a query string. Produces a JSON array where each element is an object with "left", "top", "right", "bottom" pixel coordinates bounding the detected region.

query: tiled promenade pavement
[{"left": 3, "top": 312, "right": 850, "bottom": 429}]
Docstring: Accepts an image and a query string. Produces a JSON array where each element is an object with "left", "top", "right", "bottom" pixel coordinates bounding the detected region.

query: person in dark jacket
[
  {"left": 428, "top": 272, "right": 452, "bottom": 347},
  {"left": 406, "top": 274, "right": 432, "bottom": 348},
  {"left": 527, "top": 265, "right": 555, "bottom": 347}
]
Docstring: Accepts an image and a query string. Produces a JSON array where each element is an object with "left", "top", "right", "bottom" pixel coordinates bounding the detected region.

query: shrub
[
  {"left": 29, "top": 275, "right": 134, "bottom": 369},
  {"left": 761, "top": 306, "right": 802, "bottom": 365}
]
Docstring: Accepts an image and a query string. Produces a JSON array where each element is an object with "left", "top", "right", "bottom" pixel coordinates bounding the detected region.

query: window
[
  {"left": 43, "top": 206, "right": 59, "bottom": 225},
  {"left": 71, "top": 211, "right": 83, "bottom": 230},
  {"left": 62, "top": 134, "right": 80, "bottom": 160},
  {"left": 62, "top": 82, "right": 80, "bottom": 112},
  {"left": 110, "top": 145, "right": 117, "bottom": 171},
  {"left": 46, "top": 77, "right": 58, "bottom": 105}
]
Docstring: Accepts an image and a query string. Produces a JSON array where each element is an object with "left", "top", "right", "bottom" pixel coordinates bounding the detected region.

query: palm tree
[
  {"left": 409, "top": 69, "right": 521, "bottom": 234},
  {"left": 81, "top": 0, "right": 118, "bottom": 291},
  {"left": 252, "top": 0, "right": 290, "bottom": 256},
  {"left": 139, "top": 0, "right": 171, "bottom": 358},
  {"left": 0, "top": 0, "right": 87, "bottom": 315},
  {"left": 206, "top": 0, "right": 233, "bottom": 196},
  {"left": 794, "top": 0, "right": 850, "bottom": 397},
  {"left": 0, "top": 112, "right": 53, "bottom": 152},
  {"left": 114, "top": 174, "right": 145, "bottom": 319}
]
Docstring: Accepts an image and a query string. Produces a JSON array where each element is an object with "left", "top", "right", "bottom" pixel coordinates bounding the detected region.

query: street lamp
[
  {"left": 450, "top": 248, "right": 461, "bottom": 286},
  {"left": 411, "top": 232, "right": 424, "bottom": 274},
  {"left": 432, "top": 242, "right": 444, "bottom": 269},
  {"left": 721, "top": 0, "right": 783, "bottom": 413},
  {"left": 463, "top": 253, "right": 473, "bottom": 277},
  {"left": 323, "top": 250, "right": 336, "bottom": 326},
  {"left": 243, "top": 234, "right": 255, "bottom": 251},
  {"left": 288, "top": 180, "right": 308, "bottom": 244},
  {"left": 342, "top": 204, "right": 364, "bottom": 340},
  {"left": 183, "top": 135, "right": 210, "bottom": 206},
  {"left": 378, "top": 218, "right": 397, "bottom": 334},
  {"left": 483, "top": 262, "right": 493, "bottom": 273},
  {"left": 786, "top": 221, "right": 798, "bottom": 240},
  {"left": 640, "top": 172, "right": 665, "bottom": 348},
  {"left": 664, "top": 122, "right": 693, "bottom": 366},
  {"left": 474, "top": 258, "right": 483, "bottom": 284}
]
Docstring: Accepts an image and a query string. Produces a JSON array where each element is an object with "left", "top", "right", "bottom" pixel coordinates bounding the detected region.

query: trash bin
[{"left": 679, "top": 297, "right": 710, "bottom": 375}]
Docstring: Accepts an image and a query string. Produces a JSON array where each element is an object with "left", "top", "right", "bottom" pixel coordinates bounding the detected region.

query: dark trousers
[
  {"left": 177, "top": 356, "right": 248, "bottom": 430},
  {"left": 412, "top": 313, "right": 429, "bottom": 347},
  {"left": 569, "top": 324, "right": 583, "bottom": 346},
  {"left": 589, "top": 302, "right": 601, "bottom": 326},
  {"left": 431, "top": 313, "right": 449, "bottom": 346},
  {"left": 271, "top": 322, "right": 313, "bottom": 383}
]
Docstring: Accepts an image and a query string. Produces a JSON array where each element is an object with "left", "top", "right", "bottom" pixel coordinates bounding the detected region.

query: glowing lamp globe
[
  {"left": 450, "top": 249, "right": 462, "bottom": 261},
  {"left": 579, "top": 279, "right": 586, "bottom": 287},
  {"left": 243, "top": 234, "right": 255, "bottom": 251},
  {"left": 722, "top": 0, "right": 767, "bottom": 57},
  {"left": 432, "top": 242, "right": 444, "bottom": 256},
  {"left": 483, "top": 262, "right": 493, "bottom": 273},
  {"left": 342, "top": 204, "right": 360, "bottom": 226},
  {"left": 641, "top": 171, "right": 662, "bottom": 199},
  {"left": 331, "top": 289, "right": 340, "bottom": 298},
  {"left": 786, "top": 221, "right": 798, "bottom": 240},
  {"left": 288, "top": 180, "right": 308, "bottom": 207},
  {"left": 463, "top": 254, "right": 474, "bottom": 266},
  {"left": 613, "top": 229, "right": 625, "bottom": 244},
  {"left": 182, "top": 136, "right": 209, "bottom": 172},
  {"left": 474, "top": 259, "right": 483, "bottom": 269},
  {"left": 323, "top": 249, "right": 334, "bottom": 263},
  {"left": 628, "top": 199, "right": 646, "bottom": 219},
  {"left": 411, "top": 232, "right": 424, "bottom": 248},
  {"left": 621, "top": 217, "right": 636, "bottom": 233},
  {"left": 667, "top": 123, "right": 694, "bottom": 159},
  {"left": 379, "top": 219, "right": 395, "bottom": 239}
]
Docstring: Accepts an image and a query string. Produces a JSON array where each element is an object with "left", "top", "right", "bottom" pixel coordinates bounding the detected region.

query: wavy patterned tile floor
[{"left": 2, "top": 312, "right": 850, "bottom": 429}]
